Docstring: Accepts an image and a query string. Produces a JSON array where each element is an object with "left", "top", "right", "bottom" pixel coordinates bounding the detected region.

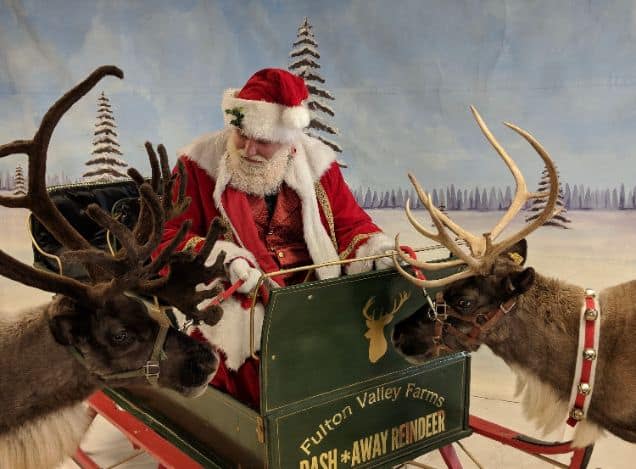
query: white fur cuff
[
  {"left": 196, "top": 297, "right": 264, "bottom": 370},
  {"left": 345, "top": 233, "right": 394, "bottom": 275},
  {"left": 205, "top": 240, "right": 258, "bottom": 268}
]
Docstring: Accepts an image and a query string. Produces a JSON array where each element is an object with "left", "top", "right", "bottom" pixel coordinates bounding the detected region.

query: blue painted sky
[{"left": 1, "top": 0, "right": 635, "bottom": 191}]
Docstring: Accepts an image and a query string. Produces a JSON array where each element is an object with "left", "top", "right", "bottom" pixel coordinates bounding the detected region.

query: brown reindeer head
[
  {"left": 392, "top": 107, "right": 558, "bottom": 363},
  {"left": 362, "top": 291, "right": 411, "bottom": 363},
  {"left": 393, "top": 240, "right": 535, "bottom": 361},
  {"left": 0, "top": 66, "right": 228, "bottom": 395}
]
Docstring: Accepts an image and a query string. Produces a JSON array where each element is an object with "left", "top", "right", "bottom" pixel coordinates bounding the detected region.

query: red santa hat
[{"left": 221, "top": 68, "right": 311, "bottom": 143}]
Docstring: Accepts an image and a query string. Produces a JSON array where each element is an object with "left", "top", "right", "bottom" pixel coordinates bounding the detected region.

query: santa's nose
[{"left": 244, "top": 139, "right": 258, "bottom": 156}]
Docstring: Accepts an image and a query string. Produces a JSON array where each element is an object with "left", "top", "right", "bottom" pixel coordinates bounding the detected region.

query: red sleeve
[
  {"left": 154, "top": 156, "right": 211, "bottom": 260},
  {"left": 319, "top": 163, "right": 382, "bottom": 259}
]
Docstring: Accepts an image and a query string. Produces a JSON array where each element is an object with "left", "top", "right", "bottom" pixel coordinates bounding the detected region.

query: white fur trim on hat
[{"left": 222, "top": 89, "right": 310, "bottom": 143}]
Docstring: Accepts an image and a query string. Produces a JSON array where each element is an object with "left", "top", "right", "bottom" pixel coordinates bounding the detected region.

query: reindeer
[
  {"left": 362, "top": 291, "right": 411, "bottom": 363},
  {"left": 391, "top": 107, "right": 636, "bottom": 448},
  {"left": 0, "top": 66, "right": 230, "bottom": 469}
]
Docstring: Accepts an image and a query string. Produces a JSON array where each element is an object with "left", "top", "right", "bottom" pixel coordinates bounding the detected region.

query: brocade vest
[{"left": 246, "top": 184, "right": 313, "bottom": 285}]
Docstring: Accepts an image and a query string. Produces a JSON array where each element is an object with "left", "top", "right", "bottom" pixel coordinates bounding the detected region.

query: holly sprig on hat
[{"left": 225, "top": 107, "right": 245, "bottom": 129}]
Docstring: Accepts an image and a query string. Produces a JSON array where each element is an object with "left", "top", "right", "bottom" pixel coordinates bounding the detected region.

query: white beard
[{"left": 225, "top": 138, "right": 291, "bottom": 197}]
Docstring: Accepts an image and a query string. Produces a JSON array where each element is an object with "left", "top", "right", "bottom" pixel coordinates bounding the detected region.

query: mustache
[
  {"left": 232, "top": 147, "right": 268, "bottom": 163},
  {"left": 243, "top": 154, "right": 268, "bottom": 163}
]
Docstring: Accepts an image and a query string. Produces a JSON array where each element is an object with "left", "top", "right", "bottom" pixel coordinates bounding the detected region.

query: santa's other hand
[{"left": 228, "top": 258, "right": 262, "bottom": 293}]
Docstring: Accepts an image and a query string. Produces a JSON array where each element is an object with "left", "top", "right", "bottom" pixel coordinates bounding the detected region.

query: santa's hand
[{"left": 228, "top": 258, "right": 262, "bottom": 294}]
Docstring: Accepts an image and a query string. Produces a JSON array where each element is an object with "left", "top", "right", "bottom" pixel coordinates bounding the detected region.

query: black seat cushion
[{"left": 31, "top": 180, "right": 142, "bottom": 280}]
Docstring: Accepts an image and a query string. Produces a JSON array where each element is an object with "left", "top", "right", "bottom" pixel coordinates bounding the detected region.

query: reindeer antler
[
  {"left": 61, "top": 142, "right": 227, "bottom": 324},
  {"left": 394, "top": 107, "right": 560, "bottom": 288},
  {"left": 127, "top": 143, "right": 191, "bottom": 245},
  {"left": 0, "top": 66, "right": 227, "bottom": 324},
  {"left": 0, "top": 66, "right": 124, "bottom": 304},
  {"left": 0, "top": 66, "right": 123, "bottom": 251}
]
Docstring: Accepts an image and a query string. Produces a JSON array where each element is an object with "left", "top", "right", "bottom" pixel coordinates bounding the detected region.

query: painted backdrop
[
  {"left": 1, "top": 1, "right": 635, "bottom": 466},
  {"left": 1, "top": 0, "right": 635, "bottom": 196}
]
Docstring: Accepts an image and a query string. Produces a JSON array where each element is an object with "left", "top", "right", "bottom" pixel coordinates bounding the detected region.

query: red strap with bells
[{"left": 567, "top": 289, "right": 600, "bottom": 427}]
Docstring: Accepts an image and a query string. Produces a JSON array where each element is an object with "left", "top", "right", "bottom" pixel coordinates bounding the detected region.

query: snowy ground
[{"left": 0, "top": 207, "right": 634, "bottom": 468}]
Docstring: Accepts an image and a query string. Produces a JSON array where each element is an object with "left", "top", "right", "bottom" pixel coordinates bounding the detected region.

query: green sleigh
[{"left": 31, "top": 179, "right": 472, "bottom": 468}]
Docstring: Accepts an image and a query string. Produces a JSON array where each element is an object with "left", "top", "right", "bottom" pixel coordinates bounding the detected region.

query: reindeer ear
[
  {"left": 503, "top": 267, "right": 535, "bottom": 296},
  {"left": 501, "top": 239, "right": 528, "bottom": 266},
  {"left": 49, "top": 315, "right": 78, "bottom": 346}
]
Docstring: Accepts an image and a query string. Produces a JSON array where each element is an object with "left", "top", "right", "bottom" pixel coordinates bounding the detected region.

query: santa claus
[{"left": 158, "top": 68, "right": 394, "bottom": 408}]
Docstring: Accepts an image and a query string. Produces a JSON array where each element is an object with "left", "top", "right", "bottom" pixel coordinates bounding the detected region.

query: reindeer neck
[
  {"left": 484, "top": 273, "right": 585, "bottom": 400},
  {"left": 0, "top": 304, "right": 99, "bottom": 434}
]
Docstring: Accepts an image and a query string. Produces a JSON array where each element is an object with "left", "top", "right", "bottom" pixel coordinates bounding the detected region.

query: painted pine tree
[
  {"left": 525, "top": 166, "right": 572, "bottom": 228},
  {"left": 288, "top": 17, "right": 343, "bottom": 160},
  {"left": 83, "top": 92, "right": 127, "bottom": 182},
  {"left": 13, "top": 164, "right": 26, "bottom": 195}
]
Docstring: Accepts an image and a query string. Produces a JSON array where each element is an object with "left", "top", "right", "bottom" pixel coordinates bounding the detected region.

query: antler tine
[
  {"left": 0, "top": 66, "right": 123, "bottom": 251},
  {"left": 129, "top": 143, "right": 161, "bottom": 244},
  {"left": 488, "top": 122, "right": 560, "bottom": 258},
  {"left": 392, "top": 251, "right": 476, "bottom": 289},
  {"left": 141, "top": 218, "right": 229, "bottom": 325},
  {"left": 189, "top": 218, "right": 226, "bottom": 267},
  {"left": 393, "top": 233, "right": 467, "bottom": 271},
  {"left": 130, "top": 143, "right": 191, "bottom": 245},
  {"left": 470, "top": 106, "right": 531, "bottom": 243},
  {"left": 142, "top": 220, "right": 192, "bottom": 278},
  {"left": 158, "top": 145, "right": 191, "bottom": 220},
  {"left": 61, "top": 184, "right": 166, "bottom": 280},
  {"left": 407, "top": 175, "right": 482, "bottom": 266},
  {"left": 0, "top": 250, "right": 94, "bottom": 304}
]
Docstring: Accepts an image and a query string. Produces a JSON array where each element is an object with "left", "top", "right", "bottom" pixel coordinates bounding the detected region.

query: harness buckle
[
  {"left": 144, "top": 361, "right": 161, "bottom": 379},
  {"left": 180, "top": 319, "right": 195, "bottom": 333},
  {"left": 435, "top": 300, "right": 448, "bottom": 321}
]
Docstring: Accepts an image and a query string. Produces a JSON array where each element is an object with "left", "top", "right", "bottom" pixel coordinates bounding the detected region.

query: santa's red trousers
[
  {"left": 190, "top": 328, "right": 261, "bottom": 410},
  {"left": 210, "top": 357, "right": 260, "bottom": 409}
]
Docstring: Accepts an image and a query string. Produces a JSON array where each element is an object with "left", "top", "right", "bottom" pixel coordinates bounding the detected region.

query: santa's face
[
  {"left": 232, "top": 130, "right": 285, "bottom": 161},
  {"left": 226, "top": 129, "right": 292, "bottom": 196}
]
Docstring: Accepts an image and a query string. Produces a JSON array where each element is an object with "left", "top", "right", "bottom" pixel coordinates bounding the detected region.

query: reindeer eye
[
  {"left": 111, "top": 330, "right": 130, "bottom": 344},
  {"left": 457, "top": 298, "right": 472, "bottom": 310}
]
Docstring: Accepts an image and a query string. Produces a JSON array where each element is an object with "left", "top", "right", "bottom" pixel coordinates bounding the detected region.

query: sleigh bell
[
  {"left": 569, "top": 408, "right": 585, "bottom": 421},
  {"left": 583, "top": 348, "right": 597, "bottom": 361},
  {"left": 584, "top": 308, "right": 598, "bottom": 321},
  {"left": 577, "top": 382, "right": 592, "bottom": 395}
]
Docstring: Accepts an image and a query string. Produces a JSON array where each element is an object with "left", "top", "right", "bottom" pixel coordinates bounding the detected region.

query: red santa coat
[{"left": 158, "top": 130, "right": 392, "bottom": 405}]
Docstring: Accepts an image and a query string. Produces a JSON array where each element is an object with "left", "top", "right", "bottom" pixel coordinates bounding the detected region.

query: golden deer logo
[{"left": 362, "top": 291, "right": 411, "bottom": 363}]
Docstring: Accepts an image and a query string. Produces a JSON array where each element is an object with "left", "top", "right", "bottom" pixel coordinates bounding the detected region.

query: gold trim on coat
[
  {"left": 339, "top": 233, "right": 370, "bottom": 260},
  {"left": 314, "top": 182, "right": 338, "bottom": 249},
  {"left": 183, "top": 235, "right": 205, "bottom": 251}
]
